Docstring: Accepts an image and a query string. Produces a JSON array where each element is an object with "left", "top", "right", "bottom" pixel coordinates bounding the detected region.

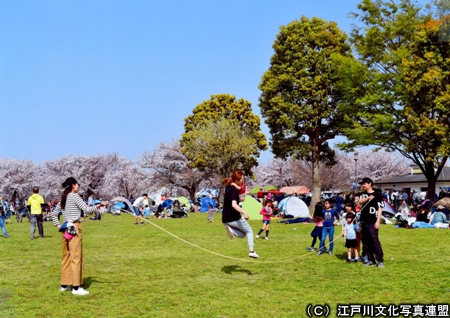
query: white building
[{"left": 375, "top": 164, "right": 450, "bottom": 198}]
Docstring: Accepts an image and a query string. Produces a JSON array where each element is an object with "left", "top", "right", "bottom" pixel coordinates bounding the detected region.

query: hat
[
  {"left": 437, "top": 205, "right": 445, "bottom": 211},
  {"left": 358, "top": 177, "right": 373, "bottom": 185}
]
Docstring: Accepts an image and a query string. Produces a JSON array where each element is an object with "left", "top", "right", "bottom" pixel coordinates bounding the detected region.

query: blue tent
[
  {"left": 114, "top": 202, "right": 125, "bottom": 212},
  {"left": 199, "top": 197, "right": 216, "bottom": 212},
  {"left": 277, "top": 197, "right": 290, "bottom": 212},
  {"left": 196, "top": 188, "right": 219, "bottom": 198}
]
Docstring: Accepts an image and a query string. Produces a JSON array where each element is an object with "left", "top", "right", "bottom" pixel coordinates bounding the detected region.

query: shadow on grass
[
  {"left": 83, "top": 277, "right": 121, "bottom": 288},
  {"left": 221, "top": 265, "right": 253, "bottom": 275}
]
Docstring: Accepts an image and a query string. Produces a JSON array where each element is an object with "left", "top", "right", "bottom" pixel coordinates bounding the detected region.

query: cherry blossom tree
[
  {"left": 140, "top": 139, "right": 213, "bottom": 201},
  {"left": 43, "top": 153, "right": 124, "bottom": 199},
  {"left": 0, "top": 158, "right": 39, "bottom": 202},
  {"left": 103, "top": 157, "right": 150, "bottom": 199},
  {"left": 251, "top": 158, "right": 303, "bottom": 189},
  {"left": 252, "top": 150, "right": 410, "bottom": 194},
  {"left": 348, "top": 150, "right": 410, "bottom": 183}
]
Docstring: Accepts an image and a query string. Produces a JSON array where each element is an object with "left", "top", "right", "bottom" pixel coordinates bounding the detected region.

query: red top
[{"left": 260, "top": 207, "right": 273, "bottom": 221}]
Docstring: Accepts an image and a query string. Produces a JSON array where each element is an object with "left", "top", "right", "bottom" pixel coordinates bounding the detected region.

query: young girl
[
  {"left": 342, "top": 213, "right": 359, "bottom": 262},
  {"left": 256, "top": 197, "right": 273, "bottom": 240},
  {"left": 306, "top": 202, "right": 324, "bottom": 251},
  {"left": 318, "top": 199, "right": 340, "bottom": 255},
  {"left": 207, "top": 204, "right": 215, "bottom": 222}
]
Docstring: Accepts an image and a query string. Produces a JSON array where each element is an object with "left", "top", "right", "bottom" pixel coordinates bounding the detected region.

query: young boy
[
  {"left": 342, "top": 213, "right": 359, "bottom": 262},
  {"left": 207, "top": 204, "right": 215, "bottom": 222}
]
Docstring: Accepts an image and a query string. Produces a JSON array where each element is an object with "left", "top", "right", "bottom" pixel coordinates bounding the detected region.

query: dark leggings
[{"left": 311, "top": 236, "right": 318, "bottom": 247}]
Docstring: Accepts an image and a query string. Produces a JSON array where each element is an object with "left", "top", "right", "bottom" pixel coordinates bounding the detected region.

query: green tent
[
  {"left": 242, "top": 195, "right": 262, "bottom": 220},
  {"left": 250, "top": 186, "right": 264, "bottom": 194},
  {"left": 177, "top": 196, "right": 191, "bottom": 210}
]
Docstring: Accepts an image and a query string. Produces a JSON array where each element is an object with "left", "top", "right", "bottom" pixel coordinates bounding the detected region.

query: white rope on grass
[{"left": 136, "top": 215, "right": 344, "bottom": 264}]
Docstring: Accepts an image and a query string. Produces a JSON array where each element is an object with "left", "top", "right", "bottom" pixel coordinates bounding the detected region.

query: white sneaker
[
  {"left": 255, "top": 235, "right": 259, "bottom": 239},
  {"left": 59, "top": 286, "right": 71, "bottom": 292},
  {"left": 225, "top": 226, "right": 234, "bottom": 239},
  {"left": 72, "top": 287, "right": 89, "bottom": 296},
  {"left": 249, "top": 251, "right": 259, "bottom": 258},
  {"left": 265, "top": 237, "right": 269, "bottom": 240}
]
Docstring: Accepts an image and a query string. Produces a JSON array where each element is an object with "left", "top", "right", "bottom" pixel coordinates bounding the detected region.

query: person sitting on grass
[
  {"left": 143, "top": 204, "right": 151, "bottom": 217},
  {"left": 410, "top": 202, "right": 434, "bottom": 228}
]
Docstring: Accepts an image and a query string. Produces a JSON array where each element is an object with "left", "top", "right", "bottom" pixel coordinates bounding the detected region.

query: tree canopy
[
  {"left": 180, "top": 94, "right": 267, "bottom": 177},
  {"left": 258, "top": 16, "right": 353, "bottom": 206},
  {"left": 336, "top": 0, "right": 450, "bottom": 198}
]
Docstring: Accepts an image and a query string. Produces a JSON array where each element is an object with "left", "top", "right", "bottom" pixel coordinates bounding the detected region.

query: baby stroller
[{"left": 171, "top": 200, "right": 188, "bottom": 218}]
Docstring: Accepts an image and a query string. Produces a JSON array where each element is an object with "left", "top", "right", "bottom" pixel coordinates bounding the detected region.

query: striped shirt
[{"left": 52, "top": 193, "right": 98, "bottom": 226}]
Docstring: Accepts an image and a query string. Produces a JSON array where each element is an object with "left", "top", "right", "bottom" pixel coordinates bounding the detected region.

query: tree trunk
[
  {"left": 189, "top": 188, "right": 196, "bottom": 203},
  {"left": 426, "top": 171, "right": 437, "bottom": 201},
  {"left": 423, "top": 161, "right": 438, "bottom": 201},
  {"left": 310, "top": 141, "right": 322, "bottom": 212}
]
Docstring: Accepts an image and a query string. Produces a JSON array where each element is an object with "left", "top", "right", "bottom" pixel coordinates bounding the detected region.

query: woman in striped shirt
[{"left": 51, "top": 177, "right": 108, "bottom": 296}]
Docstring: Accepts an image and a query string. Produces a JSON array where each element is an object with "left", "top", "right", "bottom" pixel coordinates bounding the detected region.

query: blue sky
[{"left": 1, "top": 0, "right": 377, "bottom": 164}]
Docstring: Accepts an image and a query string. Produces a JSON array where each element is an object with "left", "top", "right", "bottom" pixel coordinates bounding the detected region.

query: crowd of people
[{"left": 2, "top": 172, "right": 450, "bottom": 297}]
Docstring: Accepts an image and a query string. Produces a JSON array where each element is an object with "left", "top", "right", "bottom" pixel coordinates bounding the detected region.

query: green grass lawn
[{"left": 1, "top": 213, "right": 449, "bottom": 318}]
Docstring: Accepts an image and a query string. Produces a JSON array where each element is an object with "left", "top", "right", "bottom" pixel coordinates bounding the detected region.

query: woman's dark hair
[
  {"left": 313, "top": 202, "right": 324, "bottom": 221},
  {"left": 61, "top": 177, "right": 78, "bottom": 210}
]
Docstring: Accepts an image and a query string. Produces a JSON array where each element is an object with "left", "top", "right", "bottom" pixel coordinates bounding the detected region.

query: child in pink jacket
[{"left": 256, "top": 195, "right": 273, "bottom": 240}]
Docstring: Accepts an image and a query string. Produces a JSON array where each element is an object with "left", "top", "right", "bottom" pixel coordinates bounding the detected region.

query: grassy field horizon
[{"left": 1, "top": 213, "right": 449, "bottom": 317}]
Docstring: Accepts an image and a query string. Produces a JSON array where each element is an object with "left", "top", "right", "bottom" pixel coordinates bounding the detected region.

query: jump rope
[{"left": 132, "top": 198, "right": 372, "bottom": 264}]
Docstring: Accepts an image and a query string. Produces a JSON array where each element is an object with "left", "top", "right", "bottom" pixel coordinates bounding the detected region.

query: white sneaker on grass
[
  {"left": 59, "top": 286, "right": 71, "bottom": 292},
  {"left": 72, "top": 287, "right": 89, "bottom": 296},
  {"left": 225, "top": 226, "right": 234, "bottom": 239},
  {"left": 249, "top": 251, "right": 259, "bottom": 258}
]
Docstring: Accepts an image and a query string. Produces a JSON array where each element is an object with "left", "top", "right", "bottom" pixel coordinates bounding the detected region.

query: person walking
[
  {"left": 51, "top": 177, "right": 108, "bottom": 295},
  {"left": 222, "top": 170, "right": 259, "bottom": 258},
  {"left": 358, "top": 177, "right": 385, "bottom": 268},
  {"left": 27, "top": 187, "right": 45, "bottom": 239},
  {"left": 0, "top": 204, "right": 9, "bottom": 238}
]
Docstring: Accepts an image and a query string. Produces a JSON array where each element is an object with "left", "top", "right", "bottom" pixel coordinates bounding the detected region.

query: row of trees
[
  {"left": 0, "top": 146, "right": 409, "bottom": 203},
  {"left": 178, "top": 0, "right": 450, "bottom": 208},
  {"left": 2, "top": 0, "right": 447, "bottom": 207}
]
